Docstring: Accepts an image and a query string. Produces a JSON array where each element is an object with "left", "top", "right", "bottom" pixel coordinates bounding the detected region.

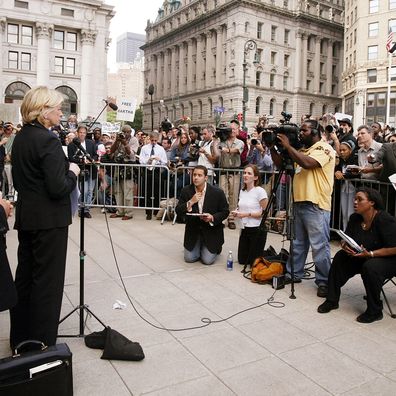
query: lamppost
[
  {"left": 148, "top": 84, "right": 155, "bottom": 131},
  {"left": 242, "top": 39, "right": 258, "bottom": 131}
]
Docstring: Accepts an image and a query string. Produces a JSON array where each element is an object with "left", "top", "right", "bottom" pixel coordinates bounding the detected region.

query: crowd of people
[{"left": 1, "top": 85, "right": 396, "bottom": 355}]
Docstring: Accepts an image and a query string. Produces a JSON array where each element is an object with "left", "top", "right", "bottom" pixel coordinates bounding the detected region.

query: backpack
[{"left": 250, "top": 257, "right": 284, "bottom": 284}]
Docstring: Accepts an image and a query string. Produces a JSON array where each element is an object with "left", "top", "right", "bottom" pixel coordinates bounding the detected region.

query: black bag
[{"left": 0, "top": 341, "right": 73, "bottom": 396}]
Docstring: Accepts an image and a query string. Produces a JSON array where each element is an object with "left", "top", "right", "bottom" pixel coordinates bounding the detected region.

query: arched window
[
  {"left": 270, "top": 69, "right": 276, "bottom": 88},
  {"left": 189, "top": 101, "right": 193, "bottom": 119},
  {"left": 283, "top": 72, "right": 289, "bottom": 90},
  {"left": 164, "top": 105, "right": 168, "bottom": 118},
  {"left": 198, "top": 100, "right": 203, "bottom": 119},
  {"left": 269, "top": 98, "right": 275, "bottom": 116},
  {"left": 322, "top": 104, "right": 327, "bottom": 114},
  {"left": 5, "top": 81, "right": 31, "bottom": 103},
  {"left": 172, "top": 104, "right": 176, "bottom": 121},
  {"left": 334, "top": 104, "right": 340, "bottom": 113},
  {"left": 208, "top": 98, "right": 213, "bottom": 116},
  {"left": 245, "top": 22, "right": 249, "bottom": 34},
  {"left": 158, "top": 107, "right": 162, "bottom": 124},
  {"left": 180, "top": 103, "right": 185, "bottom": 118},
  {"left": 283, "top": 100, "right": 288, "bottom": 113},
  {"left": 55, "top": 85, "right": 78, "bottom": 117},
  {"left": 309, "top": 102, "right": 315, "bottom": 115},
  {"left": 219, "top": 96, "right": 223, "bottom": 108},
  {"left": 255, "top": 97, "right": 262, "bottom": 115},
  {"left": 256, "top": 71, "right": 261, "bottom": 87}
]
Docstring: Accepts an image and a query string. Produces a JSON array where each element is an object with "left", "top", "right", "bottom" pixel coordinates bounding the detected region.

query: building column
[
  {"left": 163, "top": 49, "right": 170, "bottom": 98},
  {"left": 179, "top": 43, "right": 186, "bottom": 95},
  {"left": 156, "top": 52, "right": 163, "bottom": 99},
  {"left": 0, "top": 18, "right": 6, "bottom": 94},
  {"left": 205, "top": 31, "right": 213, "bottom": 89},
  {"left": 187, "top": 39, "right": 193, "bottom": 92},
  {"left": 326, "top": 39, "right": 333, "bottom": 95},
  {"left": 301, "top": 33, "right": 308, "bottom": 91},
  {"left": 170, "top": 46, "right": 177, "bottom": 96},
  {"left": 80, "top": 29, "right": 97, "bottom": 119},
  {"left": 196, "top": 35, "right": 203, "bottom": 90},
  {"left": 314, "top": 36, "right": 321, "bottom": 94},
  {"left": 215, "top": 27, "right": 223, "bottom": 86},
  {"left": 149, "top": 54, "right": 156, "bottom": 96},
  {"left": 35, "top": 22, "right": 54, "bottom": 86},
  {"left": 294, "top": 29, "right": 303, "bottom": 91}
]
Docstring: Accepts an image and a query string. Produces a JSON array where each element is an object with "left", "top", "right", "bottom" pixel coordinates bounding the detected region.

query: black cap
[{"left": 339, "top": 118, "right": 352, "bottom": 126}]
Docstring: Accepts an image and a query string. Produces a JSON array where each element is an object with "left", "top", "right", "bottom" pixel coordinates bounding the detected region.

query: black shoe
[
  {"left": 317, "top": 300, "right": 339, "bottom": 313},
  {"left": 317, "top": 285, "right": 328, "bottom": 298},
  {"left": 356, "top": 311, "right": 383, "bottom": 323},
  {"left": 84, "top": 212, "right": 92, "bottom": 218},
  {"left": 284, "top": 276, "right": 302, "bottom": 284},
  {"left": 146, "top": 213, "right": 152, "bottom": 220}
]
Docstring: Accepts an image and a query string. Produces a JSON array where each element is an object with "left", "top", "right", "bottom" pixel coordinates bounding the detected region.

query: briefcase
[{"left": 0, "top": 341, "right": 73, "bottom": 396}]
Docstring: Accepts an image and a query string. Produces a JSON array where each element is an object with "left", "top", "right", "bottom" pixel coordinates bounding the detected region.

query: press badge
[{"left": 295, "top": 165, "right": 302, "bottom": 174}]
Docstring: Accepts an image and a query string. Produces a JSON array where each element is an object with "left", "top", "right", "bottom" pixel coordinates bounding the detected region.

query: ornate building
[
  {"left": 0, "top": 0, "right": 114, "bottom": 122},
  {"left": 342, "top": 0, "right": 396, "bottom": 127},
  {"left": 141, "top": 0, "right": 344, "bottom": 131}
]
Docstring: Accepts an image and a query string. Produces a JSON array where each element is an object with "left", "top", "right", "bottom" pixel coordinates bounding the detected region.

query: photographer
[
  {"left": 246, "top": 135, "right": 273, "bottom": 184},
  {"left": 270, "top": 119, "right": 336, "bottom": 297},
  {"left": 198, "top": 125, "right": 219, "bottom": 182},
  {"left": 109, "top": 125, "right": 138, "bottom": 220},
  {"left": 218, "top": 121, "right": 245, "bottom": 230}
]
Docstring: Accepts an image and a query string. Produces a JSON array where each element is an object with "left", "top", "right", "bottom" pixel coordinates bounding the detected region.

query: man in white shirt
[
  {"left": 356, "top": 125, "right": 382, "bottom": 180},
  {"left": 139, "top": 131, "right": 168, "bottom": 219},
  {"left": 198, "top": 125, "right": 219, "bottom": 181}
]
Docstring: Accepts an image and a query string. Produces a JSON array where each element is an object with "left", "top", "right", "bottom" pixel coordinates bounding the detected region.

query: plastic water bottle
[{"left": 226, "top": 251, "right": 233, "bottom": 271}]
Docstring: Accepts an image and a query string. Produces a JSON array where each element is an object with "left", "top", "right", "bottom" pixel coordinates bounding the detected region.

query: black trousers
[
  {"left": 10, "top": 226, "right": 69, "bottom": 348},
  {"left": 143, "top": 169, "right": 161, "bottom": 215},
  {"left": 327, "top": 250, "right": 396, "bottom": 315},
  {"left": 238, "top": 226, "right": 267, "bottom": 266}
]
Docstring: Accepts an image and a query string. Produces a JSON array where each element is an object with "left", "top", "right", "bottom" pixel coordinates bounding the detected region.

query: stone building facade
[
  {"left": 0, "top": 0, "right": 114, "bottom": 122},
  {"left": 342, "top": 0, "right": 396, "bottom": 127},
  {"left": 141, "top": 0, "right": 344, "bottom": 131}
]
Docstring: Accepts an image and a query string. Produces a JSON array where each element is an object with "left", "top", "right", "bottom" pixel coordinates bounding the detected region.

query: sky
[{"left": 106, "top": 0, "right": 162, "bottom": 70}]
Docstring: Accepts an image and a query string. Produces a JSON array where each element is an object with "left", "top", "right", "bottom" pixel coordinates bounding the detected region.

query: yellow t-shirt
[{"left": 293, "top": 140, "right": 335, "bottom": 211}]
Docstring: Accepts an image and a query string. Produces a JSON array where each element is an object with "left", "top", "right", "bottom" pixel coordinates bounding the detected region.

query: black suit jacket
[
  {"left": 379, "top": 143, "right": 396, "bottom": 182},
  {"left": 67, "top": 138, "right": 98, "bottom": 178},
  {"left": 11, "top": 121, "right": 77, "bottom": 231},
  {"left": 0, "top": 205, "right": 17, "bottom": 311},
  {"left": 176, "top": 183, "right": 229, "bottom": 254}
]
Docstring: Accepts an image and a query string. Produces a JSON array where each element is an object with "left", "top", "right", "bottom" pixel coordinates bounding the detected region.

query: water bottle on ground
[{"left": 226, "top": 251, "right": 233, "bottom": 271}]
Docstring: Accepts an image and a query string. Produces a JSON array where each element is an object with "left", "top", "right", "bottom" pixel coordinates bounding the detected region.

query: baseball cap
[{"left": 339, "top": 118, "right": 352, "bottom": 126}]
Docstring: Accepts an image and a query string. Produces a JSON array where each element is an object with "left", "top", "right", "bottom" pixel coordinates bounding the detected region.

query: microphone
[
  {"left": 103, "top": 99, "right": 118, "bottom": 111},
  {"left": 72, "top": 137, "right": 92, "bottom": 160}
]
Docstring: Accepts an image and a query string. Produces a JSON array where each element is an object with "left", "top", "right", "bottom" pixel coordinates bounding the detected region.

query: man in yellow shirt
[{"left": 271, "top": 120, "right": 335, "bottom": 297}]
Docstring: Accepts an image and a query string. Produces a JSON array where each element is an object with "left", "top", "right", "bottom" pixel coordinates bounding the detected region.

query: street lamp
[
  {"left": 148, "top": 84, "right": 155, "bottom": 131},
  {"left": 242, "top": 39, "right": 259, "bottom": 130}
]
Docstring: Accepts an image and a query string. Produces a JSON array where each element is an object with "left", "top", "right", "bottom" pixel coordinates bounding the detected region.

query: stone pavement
[{"left": 1, "top": 208, "right": 396, "bottom": 395}]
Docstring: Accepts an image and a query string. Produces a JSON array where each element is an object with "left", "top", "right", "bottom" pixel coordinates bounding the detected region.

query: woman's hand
[
  {"left": 341, "top": 240, "right": 359, "bottom": 256},
  {"left": 0, "top": 199, "right": 12, "bottom": 217},
  {"left": 335, "top": 170, "right": 344, "bottom": 180}
]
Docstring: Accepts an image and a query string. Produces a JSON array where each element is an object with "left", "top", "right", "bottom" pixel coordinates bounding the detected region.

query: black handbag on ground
[{"left": 0, "top": 341, "right": 73, "bottom": 396}]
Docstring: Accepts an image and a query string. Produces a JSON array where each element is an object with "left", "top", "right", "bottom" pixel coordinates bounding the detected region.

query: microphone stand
[
  {"left": 86, "top": 101, "right": 113, "bottom": 132},
  {"left": 58, "top": 154, "right": 106, "bottom": 338}
]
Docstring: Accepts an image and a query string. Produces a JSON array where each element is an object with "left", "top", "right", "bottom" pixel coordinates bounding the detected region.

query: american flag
[{"left": 386, "top": 28, "right": 394, "bottom": 52}]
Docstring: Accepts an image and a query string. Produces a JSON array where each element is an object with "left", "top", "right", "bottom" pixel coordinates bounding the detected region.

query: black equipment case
[{"left": 0, "top": 341, "right": 73, "bottom": 396}]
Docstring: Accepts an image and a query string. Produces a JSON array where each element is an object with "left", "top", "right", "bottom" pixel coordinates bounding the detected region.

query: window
[
  {"left": 21, "top": 25, "right": 33, "bottom": 45},
  {"left": 320, "top": 62, "right": 324, "bottom": 75},
  {"left": 389, "top": 66, "right": 396, "bottom": 81},
  {"left": 256, "top": 71, "right": 261, "bottom": 87},
  {"left": 319, "top": 82, "right": 324, "bottom": 93},
  {"left": 270, "top": 72, "right": 275, "bottom": 88},
  {"left": 391, "top": 0, "right": 396, "bottom": 10},
  {"left": 269, "top": 99, "right": 275, "bottom": 115},
  {"left": 284, "top": 54, "right": 289, "bottom": 67},
  {"left": 332, "top": 84, "right": 337, "bottom": 95},
  {"left": 66, "top": 32, "right": 77, "bottom": 51},
  {"left": 389, "top": 19, "right": 396, "bottom": 33},
  {"left": 378, "top": 93, "right": 386, "bottom": 106},
  {"left": 8, "top": 51, "right": 18, "bottom": 68},
  {"left": 367, "top": 69, "right": 377, "bottom": 83},
  {"left": 55, "top": 57, "right": 64, "bottom": 73},
  {"left": 65, "top": 58, "right": 75, "bottom": 74},
  {"left": 283, "top": 100, "right": 288, "bottom": 112},
  {"left": 368, "top": 45, "right": 378, "bottom": 60},
  {"left": 270, "top": 51, "right": 277, "bottom": 64},
  {"left": 61, "top": 8, "right": 74, "bottom": 17},
  {"left": 284, "top": 29, "right": 289, "bottom": 45},
  {"left": 255, "top": 97, "right": 261, "bottom": 114},
  {"left": 256, "top": 49, "right": 263, "bottom": 63},
  {"left": 21, "top": 52, "right": 31, "bottom": 70},
  {"left": 309, "top": 103, "right": 314, "bottom": 115},
  {"left": 7, "top": 24, "right": 18, "bottom": 43},
  {"left": 369, "top": 0, "right": 379, "bottom": 13},
  {"left": 54, "top": 31, "right": 64, "bottom": 49},
  {"left": 367, "top": 93, "right": 375, "bottom": 107},
  {"left": 307, "top": 59, "right": 312, "bottom": 72},
  {"left": 271, "top": 26, "right": 277, "bottom": 42},
  {"left": 283, "top": 73, "right": 288, "bottom": 90},
  {"left": 257, "top": 22, "right": 263, "bottom": 39},
  {"left": 14, "top": 0, "right": 28, "bottom": 8},
  {"left": 354, "top": 29, "right": 357, "bottom": 44},
  {"left": 306, "top": 80, "right": 311, "bottom": 90},
  {"left": 368, "top": 22, "right": 379, "bottom": 37}
]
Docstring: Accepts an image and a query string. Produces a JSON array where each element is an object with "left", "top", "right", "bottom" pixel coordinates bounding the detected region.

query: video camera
[
  {"left": 260, "top": 112, "right": 301, "bottom": 151},
  {"left": 161, "top": 118, "right": 173, "bottom": 133},
  {"left": 215, "top": 124, "right": 232, "bottom": 142}
]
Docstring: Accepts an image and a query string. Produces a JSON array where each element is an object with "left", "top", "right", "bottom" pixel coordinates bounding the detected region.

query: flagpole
[{"left": 386, "top": 52, "right": 392, "bottom": 126}]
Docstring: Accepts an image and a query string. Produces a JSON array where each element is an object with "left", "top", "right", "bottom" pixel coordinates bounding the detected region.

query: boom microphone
[
  {"left": 103, "top": 99, "right": 118, "bottom": 111},
  {"left": 72, "top": 137, "right": 92, "bottom": 160}
]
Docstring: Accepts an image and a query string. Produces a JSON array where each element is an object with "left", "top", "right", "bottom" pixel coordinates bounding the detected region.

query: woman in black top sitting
[{"left": 318, "top": 187, "right": 396, "bottom": 323}]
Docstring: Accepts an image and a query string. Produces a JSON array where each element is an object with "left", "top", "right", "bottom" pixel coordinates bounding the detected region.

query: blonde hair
[{"left": 20, "top": 86, "right": 64, "bottom": 124}]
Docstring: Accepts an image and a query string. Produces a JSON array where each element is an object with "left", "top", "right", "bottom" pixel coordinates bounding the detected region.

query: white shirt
[
  {"left": 237, "top": 186, "right": 267, "bottom": 227},
  {"left": 198, "top": 140, "right": 214, "bottom": 175},
  {"left": 139, "top": 143, "right": 168, "bottom": 165}
]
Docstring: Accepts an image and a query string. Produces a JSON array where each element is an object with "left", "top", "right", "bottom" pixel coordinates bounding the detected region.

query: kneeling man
[{"left": 176, "top": 165, "right": 229, "bottom": 264}]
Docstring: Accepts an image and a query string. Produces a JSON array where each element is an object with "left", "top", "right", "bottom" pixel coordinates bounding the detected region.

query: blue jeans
[
  {"left": 287, "top": 202, "right": 331, "bottom": 285},
  {"left": 80, "top": 177, "right": 95, "bottom": 213},
  {"left": 184, "top": 235, "right": 218, "bottom": 265}
]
